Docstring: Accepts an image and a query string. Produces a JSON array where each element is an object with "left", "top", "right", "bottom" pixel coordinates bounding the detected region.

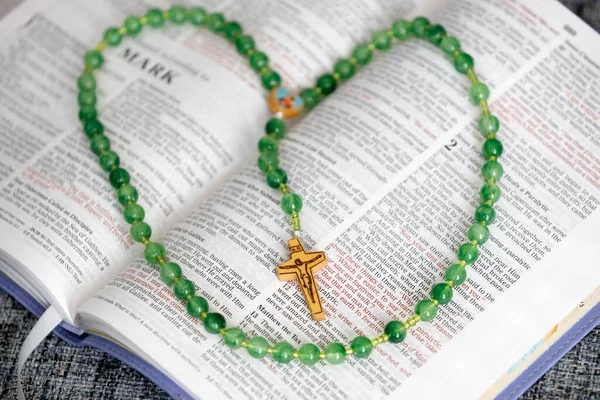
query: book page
[
  {"left": 78, "top": 0, "right": 600, "bottom": 399},
  {"left": 0, "top": 0, "right": 424, "bottom": 320}
]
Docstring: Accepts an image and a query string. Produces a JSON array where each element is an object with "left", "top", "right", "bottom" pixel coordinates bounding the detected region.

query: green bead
[
  {"left": 249, "top": 51, "right": 269, "bottom": 72},
  {"left": 457, "top": 243, "right": 479, "bottom": 264},
  {"left": 334, "top": 59, "right": 355, "bottom": 80},
  {"left": 479, "top": 115, "right": 500, "bottom": 136},
  {"left": 266, "top": 168, "right": 287, "bottom": 188},
  {"left": 415, "top": 299, "right": 438, "bottom": 321},
  {"left": 168, "top": 5, "right": 187, "bottom": 24},
  {"left": 316, "top": 74, "right": 336, "bottom": 95},
  {"left": 352, "top": 44, "right": 372, "bottom": 65},
  {"left": 350, "top": 336, "right": 373, "bottom": 358},
  {"left": 223, "top": 328, "right": 245, "bottom": 349},
  {"left": 371, "top": 30, "right": 391, "bottom": 50},
  {"left": 160, "top": 262, "right": 182, "bottom": 285},
  {"left": 130, "top": 221, "right": 152, "bottom": 242},
  {"left": 475, "top": 204, "right": 496, "bottom": 225},
  {"left": 482, "top": 139, "right": 503, "bottom": 159},
  {"left": 441, "top": 36, "right": 460, "bottom": 55},
  {"left": 109, "top": 168, "right": 130, "bottom": 188},
  {"left": 206, "top": 13, "right": 225, "bottom": 32},
  {"left": 411, "top": 17, "right": 430, "bottom": 37},
  {"left": 90, "top": 135, "right": 110, "bottom": 155},
  {"left": 258, "top": 135, "right": 278, "bottom": 153},
  {"left": 384, "top": 321, "right": 407, "bottom": 344},
  {"left": 146, "top": 9, "right": 164, "bottom": 27},
  {"left": 84, "top": 119, "right": 104, "bottom": 138},
  {"left": 173, "top": 279, "right": 195, "bottom": 300},
  {"left": 272, "top": 342, "right": 295, "bottom": 364},
  {"left": 468, "top": 223, "right": 489, "bottom": 245},
  {"left": 187, "top": 296, "right": 209, "bottom": 318},
  {"left": 84, "top": 50, "right": 103, "bottom": 69},
  {"left": 470, "top": 82, "right": 490, "bottom": 104},
  {"left": 117, "top": 185, "right": 138, "bottom": 205},
  {"left": 235, "top": 35, "right": 255, "bottom": 55},
  {"left": 246, "top": 336, "right": 270, "bottom": 359},
  {"left": 281, "top": 193, "right": 302, "bottom": 214},
  {"left": 257, "top": 152, "right": 279, "bottom": 173},
  {"left": 99, "top": 150, "right": 120, "bottom": 171},
  {"left": 77, "top": 74, "right": 96, "bottom": 91},
  {"left": 188, "top": 7, "right": 207, "bottom": 26},
  {"left": 261, "top": 69, "right": 281, "bottom": 90},
  {"left": 123, "top": 203, "right": 145, "bottom": 224},
  {"left": 203, "top": 313, "right": 226, "bottom": 334},
  {"left": 144, "top": 241, "right": 165, "bottom": 264},
  {"left": 299, "top": 88, "right": 320, "bottom": 110},
  {"left": 454, "top": 53, "right": 474, "bottom": 74},
  {"left": 188, "top": 8, "right": 207, "bottom": 26},
  {"left": 265, "top": 118, "right": 286, "bottom": 139},
  {"left": 324, "top": 343, "right": 346, "bottom": 365},
  {"left": 223, "top": 21, "right": 243, "bottom": 40},
  {"left": 480, "top": 182, "right": 501, "bottom": 203},
  {"left": 482, "top": 160, "right": 504, "bottom": 181},
  {"left": 78, "top": 91, "right": 97, "bottom": 107},
  {"left": 124, "top": 16, "right": 142, "bottom": 36},
  {"left": 445, "top": 263, "right": 467, "bottom": 285},
  {"left": 104, "top": 27, "right": 122, "bottom": 46},
  {"left": 431, "top": 283, "right": 453, "bottom": 304},
  {"left": 426, "top": 24, "right": 446, "bottom": 45},
  {"left": 298, "top": 343, "right": 320, "bottom": 365},
  {"left": 391, "top": 19, "right": 411, "bottom": 40},
  {"left": 79, "top": 106, "right": 97, "bottom": 122}
]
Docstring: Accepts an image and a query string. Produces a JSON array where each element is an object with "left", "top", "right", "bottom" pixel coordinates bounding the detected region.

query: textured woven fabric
[{"left": 1, "top": 1, "right": 599, "bottom": 399}]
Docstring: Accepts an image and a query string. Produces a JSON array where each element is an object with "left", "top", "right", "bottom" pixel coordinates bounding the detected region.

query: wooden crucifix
[{"left": 276, "top": 238, "right": 327, "bottom": 321}]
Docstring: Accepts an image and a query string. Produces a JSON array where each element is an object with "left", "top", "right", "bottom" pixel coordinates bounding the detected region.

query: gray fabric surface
[{"left": 1, "top": 0, "right": 599, "bottom": 399}]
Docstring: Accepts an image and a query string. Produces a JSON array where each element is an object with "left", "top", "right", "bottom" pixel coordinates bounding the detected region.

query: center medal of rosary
[{"left": 79, "top": 6, "right": 503, "bottom": 365}]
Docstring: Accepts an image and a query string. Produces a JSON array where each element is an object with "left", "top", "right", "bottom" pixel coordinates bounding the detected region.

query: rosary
[{"left": 77, "top": 6, "right": 503, "bottom": 365}]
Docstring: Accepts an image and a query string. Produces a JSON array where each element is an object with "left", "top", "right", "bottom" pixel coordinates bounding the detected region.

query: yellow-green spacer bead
[
  {"left": 470, "top": 240, "right": 479, "bottom": 245},
  {"left": 140, "top": 16, "right": 148, "bottom": 25},
  {"left": 446, "top": 280, "right": 454, "bottom": 287},
  {"left": 458, "top": 260, "right": 467, "bottom": 267},
  {"left": 431, "top": 299, "right": 439, "bottom": 306},
  {"left": 200, "top": 312, "right": 209, "bottom": 320},
  {"left": 242, "top": 340, "right": 249, "bottom": 348},
  {"left": 186, "top": 294, "right": 194, "bottom": 300},
  {"left": 118, "top": 26, "right": 127, "bottom": 35},
  {"left": 489, "top": 155, "right": 497, "bottom": 161},
  {"left": 467, "top": 69, "right": 479, "bottom": 84},
  {"left": 314, "top": 87, "right": 322, "bottom": 95},
  {"left": 293, "top": 350, "right": 299, "bottom": 358},
  {"left": 267, "top": 347, "right": 274, "bottom": 354},
  {"left": 485, "top": 200, "right": 494, "bottom": 206},
  {"left": 381, "top": 334, "right": 389, "bottom": 343},
  {"left": 333, "top": 72, "right": 341, "bottom": 81},
  {"left": 480, "top": 221, "right": 488, "bottom": 227},
  {"left": 319, "top": 351, "right": 325, "bottom": 359},
  {"left": 368, "top": 43, "right": 375, "bottom": 51},
  {"left": 487, "top": 178, "right": 496, "bottom": 184},
  {"left": 156, "top": 255, "right": 167, "bottom": 266},
  {"left": 453, "top": 49, "right": 462, "bottom": 58},
  {"left": 219, "top": 328, "right": 227, "bottom": 336},
  {"left": 140, "top": 237, "right": 151, "bottom": 245},
  {"left": 350, "top": 57, "right": 358, "bottom": 65},
  {"left": 279, "top": 184, "right": 289, "bottom": 194},
  {"left": 345, "top": 347, "right": 353, "bottom": 355},
  {"left": 387, "top": 30, "right": 394, "bottom": 37},
  {"left": 488, "top": 132, "right": 497, "bottom": 140},
  {"left": 95, "top": 41, "right": 107, "bottom": 52},
  {"left": 162, "top": 11, "right": 169, "bottom": 19},
  {"left": 480, "top": 100, "right": 491, "bottom": 115},
  {"left": 260, "top": 66, "right": 270, "bottom": 74}
]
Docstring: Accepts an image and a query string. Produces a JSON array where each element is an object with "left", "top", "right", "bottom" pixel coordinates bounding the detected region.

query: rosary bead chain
[{"left": 78, "top": 8, "right": 504, "bottom": 365}]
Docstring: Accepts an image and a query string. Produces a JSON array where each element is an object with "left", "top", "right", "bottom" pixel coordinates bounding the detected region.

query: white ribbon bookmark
[{"left": 17, "top": 306, "right": 63, "bottom": 400}]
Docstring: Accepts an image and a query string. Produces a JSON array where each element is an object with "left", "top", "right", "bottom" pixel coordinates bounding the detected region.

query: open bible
[{"left": 1, "top": 0, "right": 599, "bottom": 399}]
